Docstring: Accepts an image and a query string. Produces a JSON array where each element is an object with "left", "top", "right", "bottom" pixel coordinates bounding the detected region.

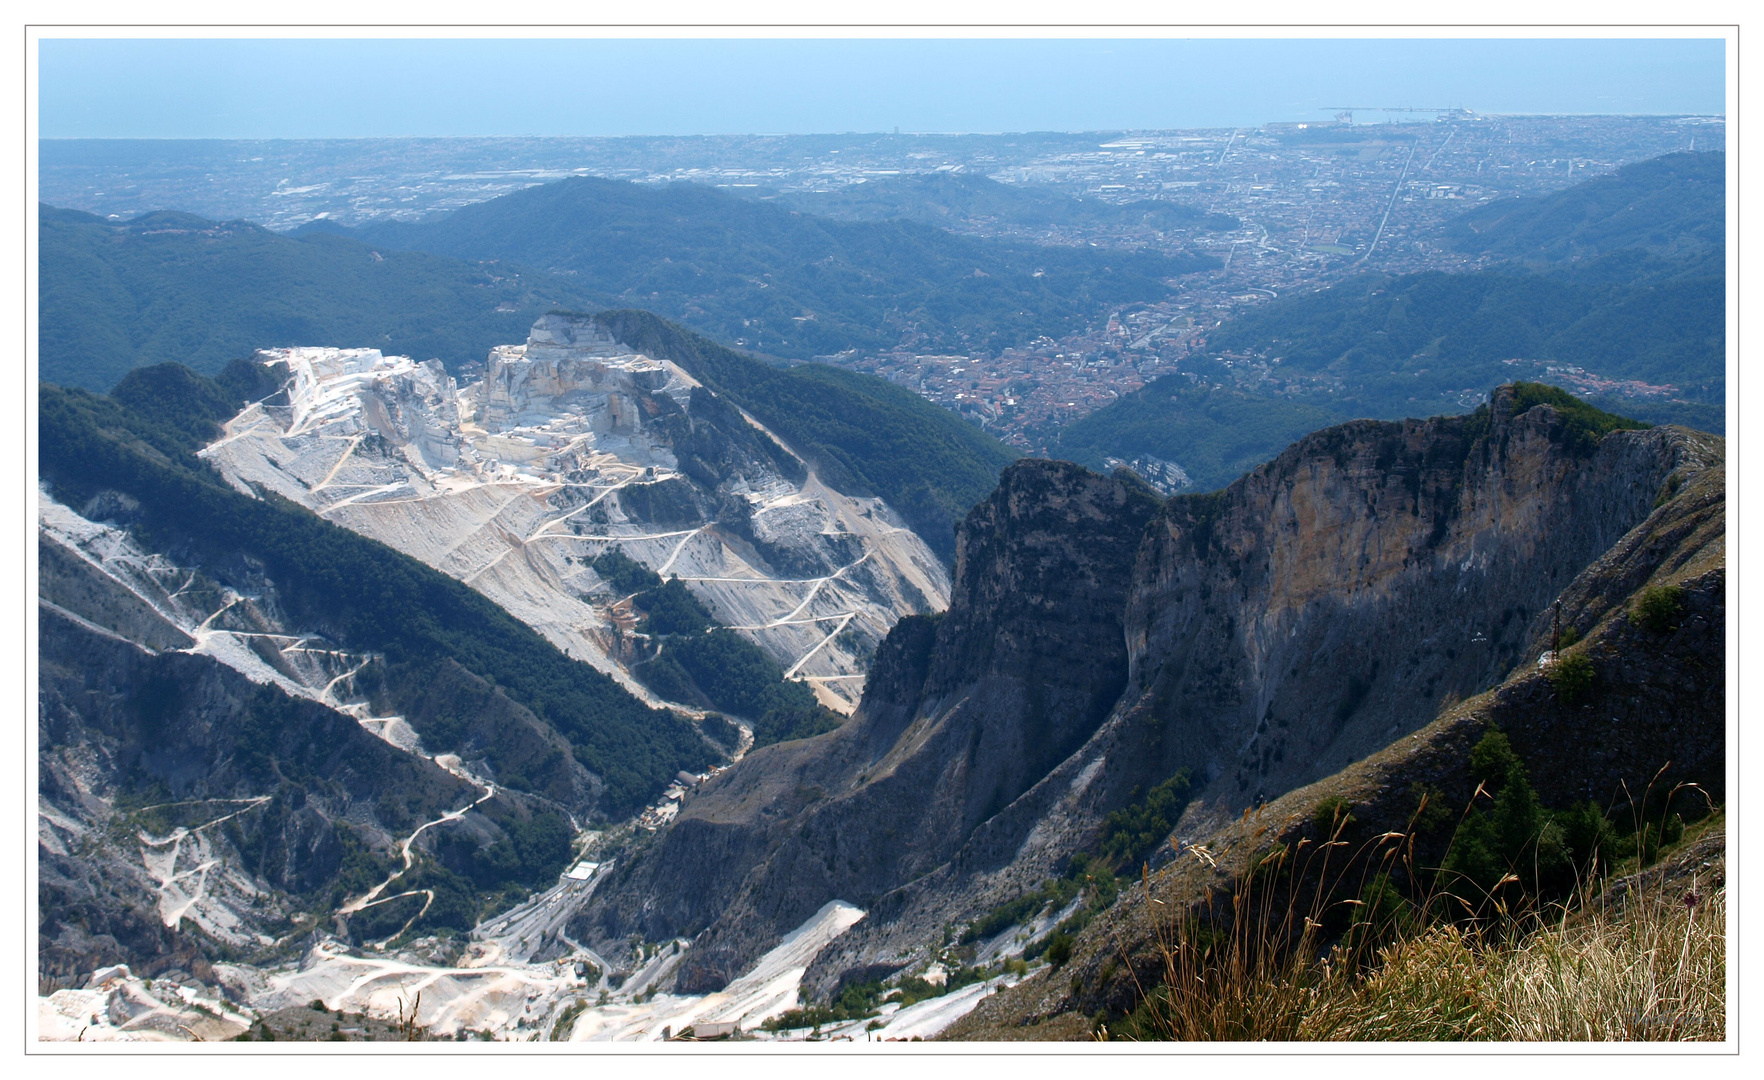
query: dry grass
[
  {"left": 1105, "top": 803, "right": 1725, "bottom": 1043},
  {"left": 1488, "top": 880, "right": 1724, "bottom": 1040},
  {"left": 1304, "top": 925, "right": 1498, "bottom": 1040},
  {"left": 1292, "top": 881, "right": 1725, "bottom": 1041}
]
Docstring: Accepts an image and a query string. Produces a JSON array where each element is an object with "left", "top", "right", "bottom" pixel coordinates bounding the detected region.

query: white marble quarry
[{"left": 199, "top": 315, "right": 951, "bottom": 714}]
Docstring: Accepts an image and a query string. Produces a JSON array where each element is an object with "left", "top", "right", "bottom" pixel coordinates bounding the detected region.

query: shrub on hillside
[
  {"left": 1631, "top": 583, "right": 1686, "bottom": 633},
  {"left": 1548, "top": 651, "right": 1596, "bottom": 705}
]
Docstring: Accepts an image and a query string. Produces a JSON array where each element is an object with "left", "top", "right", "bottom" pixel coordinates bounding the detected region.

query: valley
[
  {"left": 35, "top": 312, "right": 1000, "bottom": 1042},
  {"left": 34, "top": 368, "right": 1728, "bottom": 1043},
  {"left": 34, "top": 104, "right": 1728, "bottom": 1045}
]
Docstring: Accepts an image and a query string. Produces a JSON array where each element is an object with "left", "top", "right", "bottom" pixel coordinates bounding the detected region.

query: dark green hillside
[
  {"left": 1055, "top": 153, "right": 1724, "bottom": 491},
  {"left": 1505, "top": 381, "right": 1651, "bottom": 454},
  {"left": 352, "top": 176, "right": 1214, "bottom": 360},
  {"left": 38, "top": 204, "right": 606, "bottom": 391},
  {"left": 592, "top": 309, "right": 1020, "bottom": 563},
  {"left": 39, "top": 365, "right": 712, "bottom": 817},
  {"left": 775, "top": 172, "right": 1240, "bottom": 233},
  {"left": 1050, "top": 380, "right": 1345, "bottom": 495},
  {"left": 604, "top": 567, "right": 840, "bottom": 750},
  {"left": 1442, "top": 151, "right": 1724, "bottom": 262},
  {"left": 1206, "top": 265, "right": 1723, "bottom": 404},
  {"left": 1053, "top": 262, "right": 1719, "bottom": 493}
]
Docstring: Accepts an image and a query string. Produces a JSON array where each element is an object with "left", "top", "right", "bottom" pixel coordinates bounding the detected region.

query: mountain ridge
[
  {"left": 37, "top": 203, "right": 610, "bottom": 392},
  {"left": 947, "top": 457, "right": 1725, "bottom": 1037},
  {"left": 571, "top": 384, "right": 1717, "bottom": 999},
  {"left": 345, "top": 175, "right": 1215, "bottom": 361}
]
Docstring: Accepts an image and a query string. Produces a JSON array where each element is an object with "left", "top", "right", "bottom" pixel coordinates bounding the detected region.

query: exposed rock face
[
  {"left": 578, "top": 387, "right": 1720, "bottom": 1000},
  {"left": 823, "top": 395, "right": 1713, "bottom": 993},
  {"left": 572, "top": 461, "right": 1160, "bottom": 990},
  {"left": 199, "top": 314, "right": 950, "bottom": 713},
  {"left": 475, "top": 313, "right": 681, "bottom": 432},
  {"left": 947, "top": 463, "right": 1726, "bottom": 1038},
  {"left": 1109, "top": 387, "right": 1721, "bottom": 823}
]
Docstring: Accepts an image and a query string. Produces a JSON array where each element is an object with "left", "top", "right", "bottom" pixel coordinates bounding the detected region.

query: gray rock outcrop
[{"left": 575, "top": 387, "right": 1721, "bottom": 1000}]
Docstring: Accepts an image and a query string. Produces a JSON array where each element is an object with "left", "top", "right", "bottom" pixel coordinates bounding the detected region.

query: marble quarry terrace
[{"left": 198, "top": 315, "right": 950, "bottom": 716}]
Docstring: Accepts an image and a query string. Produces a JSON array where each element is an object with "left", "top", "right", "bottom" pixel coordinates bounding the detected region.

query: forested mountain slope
[
  {"left": 1441, "top": 151, "right": 1724, "bottom": 262},
  {"left": 347, "top": 175, "right": 1215, "bottom": 360},
  {"left": 592, "top": 310, "right": 1020, "bottom": 564},
  {"left": 771, "top": 171, "right": 1241, "bottom": 234},
  {"left": 38, "top": 205, "right": 607, "bottom": 392}
]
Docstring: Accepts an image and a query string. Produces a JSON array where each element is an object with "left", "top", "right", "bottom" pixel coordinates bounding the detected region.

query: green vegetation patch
[
  {"left": 1311, "top": 795, "right": 1356, "bottom": 838},
  {"left": 634, "top": 579, "right": 714, "bottom": 636},
  {"left": 963, "top": 852, "right": 1120, "bottom": 959},
  {"left": 618, "top": 567, "right": 840, "bottom": 748},
  {"left": 1630, "top": 583, "right": 1687, "bottom": 633},
  {"left": 1508, "top": 382, "right": 1650, "bottom": 457},
  {"left": 591, "top": 548, "right": 663, "bottom": 595},
  {"left": 761, "top": 979, "right": 889, "bottom": 1032},
  {"left": 1547, "top": 651, "right": 1596, "bottom": 706},
  {"left": 1100, "top": 770, "right": 1194, "bottom": 871},
  {"left": 1442, "top": 730, "right": 1613, "bottom": 902},
  {"left": 1049, "top": 380, "right": 1342, "bottom": 496}
]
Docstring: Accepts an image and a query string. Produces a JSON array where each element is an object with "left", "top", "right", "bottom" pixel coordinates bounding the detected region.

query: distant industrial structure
[{"left": 1321, "top": 106, "right": 1478, "bottom": 124}]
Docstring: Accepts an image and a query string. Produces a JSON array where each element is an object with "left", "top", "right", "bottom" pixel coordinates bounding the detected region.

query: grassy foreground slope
[{"left": 38, "top": 205, "right": 607, "bottom": 391}]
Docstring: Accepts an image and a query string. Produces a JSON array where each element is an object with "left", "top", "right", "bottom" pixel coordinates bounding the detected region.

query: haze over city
[{"left": 39, "top": 37, "right": 1724, "bottom": 139}]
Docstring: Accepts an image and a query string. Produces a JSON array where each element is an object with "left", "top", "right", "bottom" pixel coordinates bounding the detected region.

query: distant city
[{"left": 40, "top": 112, "right": 1723, "bottom": 452}]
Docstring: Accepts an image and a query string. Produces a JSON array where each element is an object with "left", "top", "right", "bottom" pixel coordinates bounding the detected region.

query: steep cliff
[
  {"left": 1108, "top": 384, "right": 1717, "bottom": 822},
  {"left": 575, "top": 385, "right": 1718, "bottom": 1004},
  {"left": 947, "top": 459, "right": 1725, "bottom": 1037},
  {"left": 807, "top": 389, "right": 1715, "bottom": 995},
  {"left": 571, "top": 461, "right": 1160, "bottom": 990}
]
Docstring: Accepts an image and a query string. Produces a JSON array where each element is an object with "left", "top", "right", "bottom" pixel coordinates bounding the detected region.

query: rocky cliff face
[
  {"left": 474, "top": 314, "right": 679, "bottom": 432},
  {"left": 1107, "top": 386, "right": 1720, "bottom": 824},
  {"left": 948, "top": 460, "right": 1726, "bottom": 1038},
  {"left": 571, "top": 461, "right": 1159, "bottom": 990},
  {"left": 576, "top": 387, "right": 1719, "bottom": 1001}
]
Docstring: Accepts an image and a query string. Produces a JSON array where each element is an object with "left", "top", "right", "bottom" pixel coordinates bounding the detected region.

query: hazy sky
[{"left": 38, "top": 37, "right": 1726, "bottom": 139}]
